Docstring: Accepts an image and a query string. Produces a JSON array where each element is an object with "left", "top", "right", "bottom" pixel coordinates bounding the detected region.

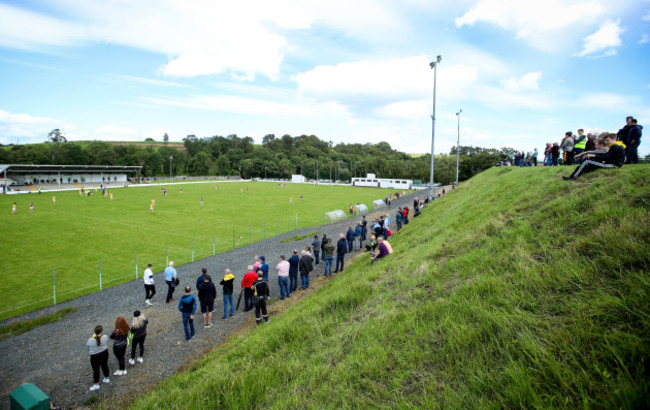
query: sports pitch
[{"left": 0, "top": 181, "right": 394, "bottom": 319}]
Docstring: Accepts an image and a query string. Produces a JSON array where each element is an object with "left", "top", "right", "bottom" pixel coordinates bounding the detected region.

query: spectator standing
[
  {"left": 288, "top": 251, "right": 300, "bottom": 292},
  {"left": 252, "top": 272, "right": 270, "bottom": 326},
  {"left": 585, "top": 133, "right": 596, "bottom": 152},
  {"left": 361, "top": 216, "right": 368, "bottom": 242},
  {"left": 346, "top": 226, "right": 355, "bottom": 253},
  {"left": 531, "top": 148, "right": 538, "bottom": 166},
  {"left": 396, "top": 208, "right": 403, "bottom": 231},
  {"left": 164, "top": 261, "right": 178, "bottom": 304},
  {"left": 354, "top": 223, "right": 363, "bottom": 250},
  {"left": 87, "top": 325, "right": 110, "bottom": 391},
  {"left": 128, "top": 311, "right": 148, "bottom": 365},
  {"left": 241, "top": 266, "right": 258, "bottom": 312},
  {"left": 320, "top": 234, "right": 328, "bottom": 262},
  {"left": 626, "top": 118, "right": 642, "bottom": 164},
  {"left": 276, "top": 255, "right": 291, "bottom": 299},
  {"left": 323, "top": 238, "right": 335, "bottom": 277},
  {"left": 543, "top": 143, "right": 552, "bottom": 166},
  {"left": 574, "top": 129, "right": 587, "bottom": 157},
  {"left": 195, "top": 267, "right": 208, "bottom": 290},
  {"left": 335, "top": 233, "right": 348, "bottom": 273},
  {"left": 259, "top": 256, "right": 269, "bottom": 281},
  {"left": 219, "top": 269, "right": 235, "bottom": 320},
  {"left": 197, "top": 274, "right": 217, "bottom": 328},
  {"left": 617, "top": 116, "right": 634, "bottom": 145},
  {"left": 143, "top": 263, "right": 155, "bottom": 306},
  {"left": 178, "top": 286, "right": 197, "bottom": 341},
  {"left": 109, "top": 316, "right": 130, "bottom": 376},
  {"left": 561, "top": 131, "right": 575, "bottom": 165},
  {"left": 299, "top": 250, "right": 314, "bottom": 289},
  {"left": 551, "top": 143, "right": 560, "bottom": 166},
  {"left": 311, "top": 235, "right": 321, "bottom": 265},
  {"left": 220, "top": 269, "right": 235, "bottom": 320}
]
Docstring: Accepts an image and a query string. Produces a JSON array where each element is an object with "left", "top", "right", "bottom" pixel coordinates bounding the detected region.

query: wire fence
[{"left": 0, "top": 211, "right": 327, "bottom": 320}]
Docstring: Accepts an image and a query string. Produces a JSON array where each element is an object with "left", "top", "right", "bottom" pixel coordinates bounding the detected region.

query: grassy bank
[{"left": 132, "top": 165, "right": 650, "bottom": 409}]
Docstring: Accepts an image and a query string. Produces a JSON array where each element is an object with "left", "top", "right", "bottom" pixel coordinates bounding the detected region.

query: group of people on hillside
[{"left": 87, "top": 202, "right": 422, "bottom": 392}]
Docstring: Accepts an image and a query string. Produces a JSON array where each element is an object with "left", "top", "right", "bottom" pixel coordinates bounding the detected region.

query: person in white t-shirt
[{"left": 143, "top": 263, "right": 155, "bottom": 306}]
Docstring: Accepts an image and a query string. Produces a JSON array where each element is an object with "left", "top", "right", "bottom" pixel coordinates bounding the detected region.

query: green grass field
[
  {"left": 0, "top": 182, "right": 396, "bottom": 319},
  {"left": 130, "top": 165, "right": 650, "bottom": 409}
]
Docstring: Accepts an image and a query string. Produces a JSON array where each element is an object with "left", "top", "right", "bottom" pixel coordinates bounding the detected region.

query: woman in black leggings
[
  {"left": 129, "top": 310, "right": 148, "bottom": 365},
  {"left": 87, "top": 325, "right": 110, "bottom": 391},
  {"left": 109, "top": 316, "right": 130, "bottom": 376}
]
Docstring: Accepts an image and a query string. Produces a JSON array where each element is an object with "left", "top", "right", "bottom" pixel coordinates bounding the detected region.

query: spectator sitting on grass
[
  {"left": 574, "top": 137, "right": 607, "bottom": 161},
  {"left": 371, "top": 237, "right": 390, "bottom": 264},
  {"left": 563, "top": 133, "right": 626, "bottom": 180}
]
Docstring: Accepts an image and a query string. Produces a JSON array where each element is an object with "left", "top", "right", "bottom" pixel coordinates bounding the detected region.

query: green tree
[
  {"left": 47, "top": 129, "right": 67, "bottom": 144},
  {"left": 163, "top": 133, "right": 169, "bottom": 144}
]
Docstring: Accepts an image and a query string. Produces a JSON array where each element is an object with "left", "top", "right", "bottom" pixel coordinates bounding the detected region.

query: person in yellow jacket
[
  {"left": 219, "top": 269, "right": 235, "bottom": 319},
  {"left": 574, "top": 128, "right": 587, "bottom": 158}
]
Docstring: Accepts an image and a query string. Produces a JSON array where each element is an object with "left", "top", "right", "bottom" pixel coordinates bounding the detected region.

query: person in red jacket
[{"left": 241, "top": 266, "right": 258, "bottom": 312}]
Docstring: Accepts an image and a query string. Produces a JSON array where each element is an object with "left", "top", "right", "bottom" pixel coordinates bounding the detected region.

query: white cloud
[
  {"left": 0, "top": 4, "right": 84, "bottom": 50},
  {"left": 455, "top": 0, "right": 605, "bottom": 51},
  {"left": 0, "top": 110, "right": 62, "bottom": 144},
  {"left": 643, "top": 13, "right": 650, "bottom": 21},
  {"left": 576, "top": 19, "right": 623, "bottom": 57},
  {"left": 0, "top": 0, "right": 409, "bottom": 80},
  {"left": 293, "top": 56, "right": 478, "bottom": 108},
  {"left": 116, "top": 75, "right": 195, "bottom": 88},
  {"left": 578, "top": 92, "right": 631, "bottom": 109},
  {"left": 639, "top": 34, "right": 649, "bottom": 44},
  {"left": 374, "top": 100, "right": 430, "bottom": 120},
  {"left": 142, "top": 94, "right": 314, "bottom": 117},
  {"left": 500, "top": 71, "right": 542, "bottom": 92}
]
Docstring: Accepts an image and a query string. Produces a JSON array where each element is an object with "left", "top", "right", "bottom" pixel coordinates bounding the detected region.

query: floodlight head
[
  {"left": 429, "top": 61, "right": 436, "bottom": 69},
  {"left": 436, "top": 55, "right": 442, "bottom": 63}
]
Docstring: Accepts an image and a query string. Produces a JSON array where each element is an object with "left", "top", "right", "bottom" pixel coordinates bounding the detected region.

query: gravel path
[{"left": 0, "top": 188, "right": 446, "bottom": 408}]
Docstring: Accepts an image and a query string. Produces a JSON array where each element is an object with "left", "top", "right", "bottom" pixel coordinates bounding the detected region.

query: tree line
[{"left": 0, "top": 129, "right": 517, "bottom": 183}]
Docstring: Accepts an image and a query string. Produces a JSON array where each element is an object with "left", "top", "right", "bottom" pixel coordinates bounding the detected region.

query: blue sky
[{"left": 0, "top": 0, "right": 649, "bottom": 156}]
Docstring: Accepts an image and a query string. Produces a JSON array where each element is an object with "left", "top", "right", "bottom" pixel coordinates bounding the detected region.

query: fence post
[
  {"left": 99, "top": 259, "right": 102, "bottom": 290},
  {"left": 277, "top": 217, "right": 279, "bottom": 236},
  {"left": 264, "top": 221, "right": 266, "bottom": 239},
  {"left": 249, "top": 224, "right": 252, "bottom": 244},
  {"left": 232, "top": 228, "right": 235, "bottom": 249},
  {"left": 213, "top": 233, "right": 216, "bottom": 255},
  {"left": 296, "top": 214, "right": 298, "bottom": 230},
  {"left": 135, "top": 251, "right": 138, "bottom": 280},
  {"left": 288, "top": 216, "right": 290, "bottom": 232},
  {"left": 192, "top": 237, "right": 195, "bottom": 262},
  {"left": 53, "top": 269, "right": 56, "bottom": 305},
  {"left": 166, "top": 244, "right": 169, "bottom": 266}
]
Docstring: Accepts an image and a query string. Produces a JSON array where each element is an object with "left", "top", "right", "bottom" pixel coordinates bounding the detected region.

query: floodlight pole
[
  {"left": 429, "top": 55, "right": 441, "bottom": 199},
  {"left": 455, "top": 109, "right": 462, "bottom": 185}
]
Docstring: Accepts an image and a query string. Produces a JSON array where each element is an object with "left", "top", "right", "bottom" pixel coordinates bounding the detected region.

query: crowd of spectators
[{"left": 497, "top": 115, "right": 643, "bottom": 170}]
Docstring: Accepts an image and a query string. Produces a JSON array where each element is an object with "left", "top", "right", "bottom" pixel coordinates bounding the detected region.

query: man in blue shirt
[
  {"left": 258, "top": 256, "right": 269, "bottom": 281},
  {"left": 178, "top": 286, "right": 197, "bottom": 341},
  {"left": 288, "top": 250, "right": 299, "bottom": 292},
  {"left": 164, "top": 261, "right": 178, "bottom": 304}
]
